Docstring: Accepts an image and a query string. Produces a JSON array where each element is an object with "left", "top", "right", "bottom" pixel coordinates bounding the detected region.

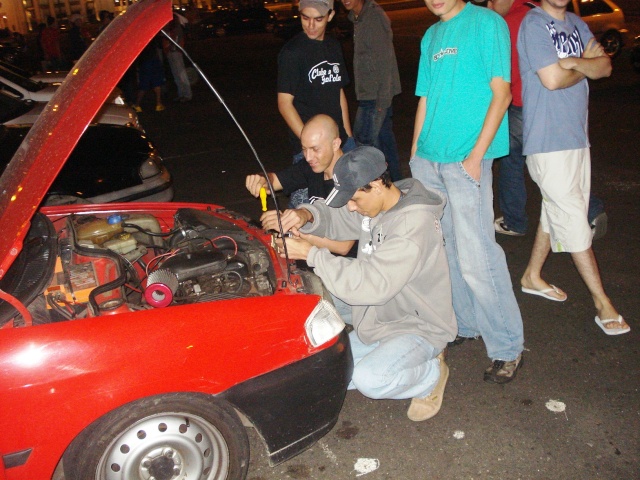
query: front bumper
[{"left": 220, "top": 329, "right": 353, "bottom": 465}]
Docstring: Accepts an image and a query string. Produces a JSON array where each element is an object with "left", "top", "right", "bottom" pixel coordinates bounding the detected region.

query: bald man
[{"left": 246, "top": 114, "right": 355, "bottom": 256}]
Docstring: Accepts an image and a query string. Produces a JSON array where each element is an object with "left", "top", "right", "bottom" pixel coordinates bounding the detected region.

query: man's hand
[
  {"left": 274, "top": 235, "right": 313, "bottom": 261},
  {"left": 462, "top": 156, "right": 482, "bottom": 182},
  {"left": 583, "top": 38, "right": 605, "bottom": 59},
  {"left": 246, "top": 174, "right": 268, "bottom": 197},
  {"left": 260, "top": 208, "right": 312, "bottom": 233}
]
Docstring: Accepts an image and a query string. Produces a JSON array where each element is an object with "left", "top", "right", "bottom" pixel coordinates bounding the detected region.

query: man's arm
[
  {"left": 537, "top": 38, "right": 611, "bottom": 90},
  {"left": 281, "top": 234, "right": 355, "bottom": 257},
  {"left": 277, "top": 92, "right": 304, "bottom": 139},
  {"left": 463, "top": 76, "right": 511, "bottom": 181},
  {"left": 340, "top": 89, "right": 353, "bottom": 138},
  {"left": 410, "top": 96, "right": 427, "bottom": 159},
  {"left": 245, "top": 172, "right": 282, "bottom": 197}
]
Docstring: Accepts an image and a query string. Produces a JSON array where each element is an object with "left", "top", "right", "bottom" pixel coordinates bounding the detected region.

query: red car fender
[{"left": 0, "top": 294, "right": 331, "bottom": 478}]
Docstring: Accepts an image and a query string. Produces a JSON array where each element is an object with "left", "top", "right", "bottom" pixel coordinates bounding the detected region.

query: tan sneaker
[{"left": 407, "top": 352, "right": 449, "bottom": 422}]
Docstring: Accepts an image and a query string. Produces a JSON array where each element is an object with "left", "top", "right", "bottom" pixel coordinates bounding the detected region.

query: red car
[{"left": 0, "top": 1, "right": 352, "bottom": 479}]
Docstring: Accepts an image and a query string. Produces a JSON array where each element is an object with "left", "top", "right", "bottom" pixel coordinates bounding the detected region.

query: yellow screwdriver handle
[{"left": 260, "top": 187, "right": 267, "bottom": 212}]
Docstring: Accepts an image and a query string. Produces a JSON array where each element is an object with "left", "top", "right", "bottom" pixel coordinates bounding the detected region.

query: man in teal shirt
[{"left": 410, "top": 0, "right": 524, "bottom": 384}]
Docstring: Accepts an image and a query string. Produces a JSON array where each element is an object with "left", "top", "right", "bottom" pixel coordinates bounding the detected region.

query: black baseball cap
[{"left": 325, "top": 146, "right": 387, "bottom": 208}]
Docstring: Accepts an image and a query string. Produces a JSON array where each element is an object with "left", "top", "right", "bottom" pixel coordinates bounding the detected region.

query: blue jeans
[
  {"left": 498, "top": 105, "right": 603, "bottom": 232},
  {"left": 354, "top": 100, "right": 402, "bottom": 182},
  {"left": 289, "top": 136, "right": 357, "bottom": 208},
  {"left": 498, "top": 105, "right": 527, "bottom": 234},
  {"left": 348, "top": 332, "right": 442, "bottom": 400},
  {"left": 410, "top": 156, "right": 524, "bottom": 361}
]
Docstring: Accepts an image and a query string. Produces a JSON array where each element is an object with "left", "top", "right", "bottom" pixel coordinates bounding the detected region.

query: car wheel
[
  {"left": 63, "top": 393, "right": 250, "bottom": 480},
  {"left": 215, "top": 26, "right": 227, "bottom": 37},
  {"left": 600, "top": 30, "right": 622, "bottom": 58},
  {"left": 265, "top": 22, "right": 275, "bottom": 33}
]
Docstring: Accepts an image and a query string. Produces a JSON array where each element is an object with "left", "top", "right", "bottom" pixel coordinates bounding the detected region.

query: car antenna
[{"left": 161, "top": 30, "right": 293, "bottom": 284}]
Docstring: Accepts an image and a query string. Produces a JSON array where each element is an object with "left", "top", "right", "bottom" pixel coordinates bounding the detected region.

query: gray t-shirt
[{"left": 518, "top": 7, "right": 593, "bottom": 155}]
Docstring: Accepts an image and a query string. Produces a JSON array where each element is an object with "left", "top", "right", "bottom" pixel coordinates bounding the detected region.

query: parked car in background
[
  {"left": 0, "top": 123, "right": 172, "bottom": 205},
  {"left": 0, "top": 90, "right": 141, "bottom": 129},
  {"left": 0, "top": 64, "right": 126, "bottom": 103},
  {"left": 198, "top": 6, "right": 277, "bottom": 37},
  {"left": 0, "top": 60, "right": 69, "bottom": 85},
  {"left": 568, "top": 0, "right": 626, "bottom": 57},
  {"left": 0, "top": 1, "right": 351, "bottom": 479}
]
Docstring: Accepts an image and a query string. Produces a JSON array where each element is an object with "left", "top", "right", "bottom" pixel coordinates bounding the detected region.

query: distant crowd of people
[
  {"left": 36, "top": 12, "right": 99, "bottom": 71},
  {"left": 34, "top": 11, "right": 191, "bottom": 113}
]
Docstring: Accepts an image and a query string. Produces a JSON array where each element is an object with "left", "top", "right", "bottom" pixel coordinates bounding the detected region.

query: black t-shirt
[
  {"left": 277, "top": 32, "right": 350, "bottom": 154},
  {"left": 277, "top": 160, "right": 334, "bottom": 202}
]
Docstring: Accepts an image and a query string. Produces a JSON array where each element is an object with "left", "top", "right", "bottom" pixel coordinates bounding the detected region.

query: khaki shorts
[{"left": 526, "top": 148, "right": 592, "bottom": 253}]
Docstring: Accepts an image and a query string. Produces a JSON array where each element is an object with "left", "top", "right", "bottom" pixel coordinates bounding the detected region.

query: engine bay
[{"left": 0, "top": 208, "right": 277, "bottom": 326}]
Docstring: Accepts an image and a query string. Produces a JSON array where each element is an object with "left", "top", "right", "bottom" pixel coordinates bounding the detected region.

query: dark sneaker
[
  {"left": 590, "top": 212, "right": 608, "bottom": 241},
  {"left": 447, "top": 335, "right": 480, "bottom": 348},
  {"left": 484, "top": 354, "right": 523, "bottom": 384},
  {"left": 494, "top": 217, "right": 525, "bottom": 237}
]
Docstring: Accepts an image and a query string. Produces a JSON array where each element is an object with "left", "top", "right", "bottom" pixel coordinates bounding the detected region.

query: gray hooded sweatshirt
[{"left": 299, "top": 178, "right": 457, "bottom": 350}]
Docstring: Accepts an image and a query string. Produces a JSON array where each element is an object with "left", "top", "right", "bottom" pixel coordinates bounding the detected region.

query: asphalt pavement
[{"left": 133, "top": 15, "right": 640, "bottom": 480}]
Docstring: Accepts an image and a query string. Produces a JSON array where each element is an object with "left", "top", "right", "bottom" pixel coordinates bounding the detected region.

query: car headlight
[
  {"left": 304, "top": 299, "right": 346, "bottom": 348},
  {"left": 139, "top": 157, "right": 161, "bottom": 179}
]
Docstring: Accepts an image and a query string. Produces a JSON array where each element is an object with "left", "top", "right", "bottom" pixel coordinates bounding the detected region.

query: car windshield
[
  {"left": 0, "top": 65, "right": 46, "bottom": 92},
  {"left": 0, "top": 90, "right": 33, "bottom": 123}
]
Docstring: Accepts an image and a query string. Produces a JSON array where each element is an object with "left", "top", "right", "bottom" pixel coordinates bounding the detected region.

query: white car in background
[
  {"left": 568, "top": 0, "right": 627, "bottom": 57},
  {"left": 0, "top": 60, "right": 68, "bottom": 85},
  {"left": 0, "top": 64, "right": 126, "bottom": 104},
  {"left": 0, "top": 90, "right": 141, "bottom": 130}
]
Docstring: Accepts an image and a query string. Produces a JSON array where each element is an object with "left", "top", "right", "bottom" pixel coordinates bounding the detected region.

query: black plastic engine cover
[{"left": 161, "top": 250, "right": 227, "bottom": 282}]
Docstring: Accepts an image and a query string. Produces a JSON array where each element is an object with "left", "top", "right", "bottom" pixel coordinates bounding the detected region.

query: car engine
[{"left": 0, "top": 208, "right": 276, "bottom": 326}]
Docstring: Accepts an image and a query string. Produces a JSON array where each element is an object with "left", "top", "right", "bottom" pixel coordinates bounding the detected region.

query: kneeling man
[{"left": 268, "top": 146, "right": 457, "bottom": 421}]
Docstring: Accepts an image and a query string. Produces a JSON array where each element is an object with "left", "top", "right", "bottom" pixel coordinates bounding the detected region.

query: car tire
[
  {"left": 63, "top": 393, "right": 250, "bottom": 480},
  {"left": 600, "top": 29, "right": 622, "bottom": 58},
  {"left": 215, "top": 26, "right": 227, "bottom": 37}
]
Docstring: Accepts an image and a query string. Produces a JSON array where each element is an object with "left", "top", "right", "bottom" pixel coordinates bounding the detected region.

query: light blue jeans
[
  {"left": 348, "top": 332, "right": 442, "bottom": 400},
  {"left": 410, "top": 156, "right": 524, "bottom": 361}
]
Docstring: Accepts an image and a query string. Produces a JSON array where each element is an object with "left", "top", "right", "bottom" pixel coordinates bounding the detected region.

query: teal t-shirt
[{"left": 415, "top": 3, "right": 510, "bottom": 163}]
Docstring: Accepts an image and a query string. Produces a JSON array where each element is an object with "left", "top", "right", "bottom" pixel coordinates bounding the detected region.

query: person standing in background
[
  {"left": 340, "top": 0, "right": 403, "bottom": 181},
  {"left": 277, "top": 0, "right": 355, "bottom": 207},
  {"left": 40, "top": 16, "right": 62, "bottom": 71},
  {"left": 163, "top": 14, "right": 192, "bottom": 103},
  {"left": 490, "top": 0, "right": 608, "bottom": 241},
  {"left": 517, "top": 0, "right": 629, "bottom": 335},
  {"left": 410, "top": 0, "right": 525, "bottom": 384}
]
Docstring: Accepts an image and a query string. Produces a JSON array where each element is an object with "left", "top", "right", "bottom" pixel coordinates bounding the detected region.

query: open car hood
[{"left": 0, "top": 0, "right": 172, "bottom": 278}]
